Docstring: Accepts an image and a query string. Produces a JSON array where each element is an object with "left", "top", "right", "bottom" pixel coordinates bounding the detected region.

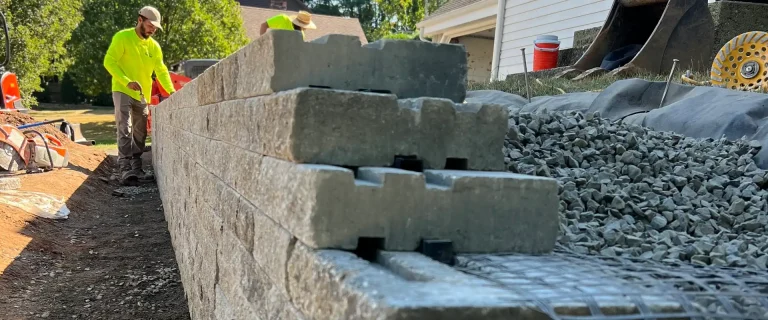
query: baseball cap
[{"left": 139, "top": 6, "right": 163, "bottom": 30}]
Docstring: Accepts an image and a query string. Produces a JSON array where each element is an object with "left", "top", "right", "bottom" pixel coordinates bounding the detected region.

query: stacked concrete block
[
  {"left": 152, "top": 28, "right": 560, "bottom": 319},
  {"left": 195, "top": 29, "right": 469, "bottom": 104}
]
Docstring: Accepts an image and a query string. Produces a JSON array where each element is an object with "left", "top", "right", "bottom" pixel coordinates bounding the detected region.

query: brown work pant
[{"left": 113, "top": 92, "right": 147, "bottom": 172}]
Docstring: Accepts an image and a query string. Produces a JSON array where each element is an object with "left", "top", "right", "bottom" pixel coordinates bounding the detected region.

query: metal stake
[
  {"left": 659, "top": 59, "right": 679, "bottom": 109},
  {"left": 521, "top": 48, "right": 531, "bottom": 103}
]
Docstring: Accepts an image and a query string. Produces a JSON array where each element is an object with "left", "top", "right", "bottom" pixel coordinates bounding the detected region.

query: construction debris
[{"left": 505, "top": 109, "right": 768, "bottom": 269}]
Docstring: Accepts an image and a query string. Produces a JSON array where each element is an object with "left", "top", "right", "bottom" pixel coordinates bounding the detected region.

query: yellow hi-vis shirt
[
  {"left": 103, "top": 28, "right": 175, "bottom": 102},
  {"left": 267, "top": 14, "right": 305, "bottom": 40}
]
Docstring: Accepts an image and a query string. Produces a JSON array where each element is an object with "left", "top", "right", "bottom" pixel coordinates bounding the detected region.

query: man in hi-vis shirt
[{"left": 103, "top": 5, "right": 175, "bottom": 186}]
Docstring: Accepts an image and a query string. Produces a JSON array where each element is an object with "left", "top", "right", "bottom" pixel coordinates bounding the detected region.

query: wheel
[{"left": 710, "top": 31, "right": 768, "bottom": 92}]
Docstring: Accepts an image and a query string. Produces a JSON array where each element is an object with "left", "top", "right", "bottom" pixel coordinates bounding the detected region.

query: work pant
[{"left": 113, "top": 92, "right": 147, "bottom": 173}]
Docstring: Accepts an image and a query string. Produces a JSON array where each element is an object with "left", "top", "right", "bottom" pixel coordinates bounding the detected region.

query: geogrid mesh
[{"left": 454, "top": 246, "right": 768, "bottom": 320}]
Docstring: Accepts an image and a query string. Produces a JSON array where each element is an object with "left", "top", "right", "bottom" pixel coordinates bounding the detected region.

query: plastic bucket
[{"left": 533, "top": 35, "right": 560, "bottom": 71}]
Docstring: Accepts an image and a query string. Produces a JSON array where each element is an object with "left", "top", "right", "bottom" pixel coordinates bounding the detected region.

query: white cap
[{"left": 138, "top": 6, "right": 162, "bottom": 30}]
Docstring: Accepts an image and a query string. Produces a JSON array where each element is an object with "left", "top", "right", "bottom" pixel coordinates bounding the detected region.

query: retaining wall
[{"left": 152, "top": 30, "right": 560, "bottom": 319}]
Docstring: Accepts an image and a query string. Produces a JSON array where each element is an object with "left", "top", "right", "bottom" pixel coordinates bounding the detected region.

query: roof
[
  {"left": 237, "top": 0, "right": 310, "bottom": 12},
  {"left": 424, "top": 0, "right": 484, "bottom": 21},
  {"left": 239, "top": 6, "right": 368, "bottom": 44}
]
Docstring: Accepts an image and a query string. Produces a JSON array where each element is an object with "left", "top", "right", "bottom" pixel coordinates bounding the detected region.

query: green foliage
[
  {"left": 0, "top": 0, "right": 83, "bottom": 108},
  {"left": 381, "top": 31, "right": 419, "bottom": 40},
  {"left": 304, "top": 0, "right": 448, "bottom": 42},
  {"left": 67, "top": 0, "right": 249, "bottom": 98}
]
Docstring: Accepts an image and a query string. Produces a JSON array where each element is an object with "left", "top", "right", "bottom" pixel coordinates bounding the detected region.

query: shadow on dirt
[{"left": 0, "top": 151, "right": 189, "bottom": 319}]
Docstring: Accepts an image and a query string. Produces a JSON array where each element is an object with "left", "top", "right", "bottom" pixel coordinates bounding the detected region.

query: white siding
[
  {"left": 458, "top": 36, "right": 494, "bottom": 82},
  {"left": 495, "top": 0, "right": 718, "bottom": 79}
]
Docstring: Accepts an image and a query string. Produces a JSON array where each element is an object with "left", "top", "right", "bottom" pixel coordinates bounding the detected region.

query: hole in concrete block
[
  {"left": 392, "top": 155, "right": 423, "bottom": 172},
  {"left": 354, "top": 237, "right": 385, "bottom": 262},
  {"left": 357, "top": 89, "right": 392, "bottom": 94},
  {"left": 341, "top": 166, "right": 359, "bottom": 177},
  {"left": 444, "top": 158, "right": 468, "bottom": 170},
  {"left": 416, "top": 239, "right": 455, "bottom": 266}
]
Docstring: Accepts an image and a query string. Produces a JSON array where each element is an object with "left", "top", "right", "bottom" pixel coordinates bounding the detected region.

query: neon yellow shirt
[
  {"left": 103, "top": 28, "right": 175, "bottom": 102},
  {"left": 267, "top": 14, "right": 305, "bottom": 39}
]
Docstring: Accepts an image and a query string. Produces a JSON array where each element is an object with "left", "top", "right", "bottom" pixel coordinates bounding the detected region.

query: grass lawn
[
  {"left": 28, "top": 107, "right": 151, "bottom": 152},
  {"left": 468, "top": 70, "right": 709, "bottom": 99}
]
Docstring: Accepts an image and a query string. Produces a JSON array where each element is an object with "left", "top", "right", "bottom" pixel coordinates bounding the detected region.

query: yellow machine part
[{"left": 711, "top": 31, "right": 768, "bottom": 92}]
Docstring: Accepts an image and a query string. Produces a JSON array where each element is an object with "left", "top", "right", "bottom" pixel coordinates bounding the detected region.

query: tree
[
  {"left": 0, "top": 0, "right": 83, "bottom": 107},
  {"left": 67, "top": 0, "right": 249, "bottom": 98},
  {"left": 303, "top": 0, "right": 448, "bottom": 42}
]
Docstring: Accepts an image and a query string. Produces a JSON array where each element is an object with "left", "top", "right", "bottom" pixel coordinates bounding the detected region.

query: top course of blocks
[{"left": 194, "top": 29, "right": 469, "bottom": 105}]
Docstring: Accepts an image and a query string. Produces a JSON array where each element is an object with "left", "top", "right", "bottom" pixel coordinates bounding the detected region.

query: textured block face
[
  {"left": 253, "top": 156, "right": 559, "bottom": 253},
  {"left": 207, "top": 30, "right": 468, "bottom": 103},
  {"left": 201, "top": 88, "right": 507, "bottom": 171}
]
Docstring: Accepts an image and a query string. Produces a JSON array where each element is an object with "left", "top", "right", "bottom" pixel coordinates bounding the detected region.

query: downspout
[
  {"left": 419, "top": 0, "right": 429, "bottom": 41},
  {"left": 490, "top": 0, "right": 507, "bottom": 81}
]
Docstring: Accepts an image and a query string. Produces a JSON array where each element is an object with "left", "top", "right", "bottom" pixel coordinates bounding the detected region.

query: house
[
  {"left": 237, "top": 0, "right": 368, "bottom": 44},
  {"left": 416, "top": 0, "right": 717, "bottom": 82}
]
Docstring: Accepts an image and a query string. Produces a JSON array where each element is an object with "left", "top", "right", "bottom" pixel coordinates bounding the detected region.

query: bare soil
[{"left": 0, "top": 112, "right": 189, "bottom": 319}]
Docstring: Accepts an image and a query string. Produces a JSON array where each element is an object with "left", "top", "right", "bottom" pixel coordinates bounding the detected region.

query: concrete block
[
  {"left": 573, "top": 26, "right": 600, "bottom": 49},
  {"left": 708, "top": 1, "right": 768, "bottom": 65},
  {"left": 251, "top": 156, "right": 559, "bottom": 253},
  {"left": 217, "top": 230, "right": 297, "bottom": 320},
  {"left": 219, "top": 29, "right": 468, "bottom": 103},
  {"left": 287, "top": 245, "right": 684, "bottom": 319},
  {"left": 206, "top": 88, "right": 507, "bottom": 171},
  {"left": 286, "top": 242, "right": 538, "bottom": 319},
  {"left": 213, "top": 285, "right": 235, "bottom": 320}
]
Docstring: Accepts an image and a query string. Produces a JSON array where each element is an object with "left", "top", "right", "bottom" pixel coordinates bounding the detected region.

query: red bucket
[{"left": 533, "top": 35, "right": 560, "bottom": 71}]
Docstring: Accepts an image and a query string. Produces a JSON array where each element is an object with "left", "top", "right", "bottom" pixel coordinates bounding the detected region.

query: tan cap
[
  {"left": 290, "top": 11, "right": 316, "bottom": 30},
  {"left": 138, "top": 6, "right": 163, "bottom": 30}
]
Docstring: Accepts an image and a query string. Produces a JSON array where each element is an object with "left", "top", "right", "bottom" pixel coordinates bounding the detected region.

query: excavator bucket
[{"left": 570, "top": 0, "right": 714, "bottom": 76}]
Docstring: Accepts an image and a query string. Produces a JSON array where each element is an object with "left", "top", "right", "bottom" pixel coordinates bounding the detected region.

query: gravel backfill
[{"left": 504, "top": 109, "right": 768, "bottom": 270}]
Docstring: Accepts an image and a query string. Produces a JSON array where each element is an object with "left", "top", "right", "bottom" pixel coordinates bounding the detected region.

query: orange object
[
  {"left": 533, "top": 35, "right": 560, "bottom": 71},
  {"left": 1, "top": 72, "right": 22, "bottom": 110},
  {"left": 147, "top": 72, "right": 191, "bottom": 134},
  {"left": 0, "top": 124, "right": 29, "bottom": 164}
]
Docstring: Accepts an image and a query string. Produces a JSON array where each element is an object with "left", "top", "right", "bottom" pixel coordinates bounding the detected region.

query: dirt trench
[{"left": 0, "top": 125, "right": 189, "bottom": 319}]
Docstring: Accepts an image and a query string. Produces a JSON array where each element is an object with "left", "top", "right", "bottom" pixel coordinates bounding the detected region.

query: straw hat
[{"left": 290, "top": 11, "right": 316, "bottom": 30}]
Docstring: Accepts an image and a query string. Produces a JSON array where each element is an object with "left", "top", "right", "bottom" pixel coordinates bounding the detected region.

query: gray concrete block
[
  {"left": 708, "top": 1, "right": 768, "bottom": 67},
  {"left": 217, "top": 230, "right": 297, "bottom": 320},
  {"left": 251, "top": 156, "right": 559, "bottom": 253},
  {"left": 213, "top": 285, "right": 235, "bottom": 320},
  {"left": 287, "top": 244, "right": 685, "bottom": 319},
  {"left": 287, "top": 242, "right": 541, "bottom": 319},
  {"left": 205, "top": 88, "right": 507, "bottom": 171},
  {"left": 211, "top": 29, "right": 468, "bottom": 103},
  {"left": 573, "top": 26, "right": 600, "bottom": 49}
]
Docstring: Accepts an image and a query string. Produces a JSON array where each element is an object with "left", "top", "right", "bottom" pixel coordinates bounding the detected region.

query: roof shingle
[{"left": 240, "top": 6, "right": 368, "bottom": 44}]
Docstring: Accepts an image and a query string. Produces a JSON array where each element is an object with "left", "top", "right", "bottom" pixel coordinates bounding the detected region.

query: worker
[
  {"left": 103, "top": 5, "right": 176, "bottom": 186},
  {"left": 259, "top": 10, "right": 317, "bottom": 40}
]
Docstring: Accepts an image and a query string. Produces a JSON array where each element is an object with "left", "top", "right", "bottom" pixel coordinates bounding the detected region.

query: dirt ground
[{"left": 0, "top": 114, "right": 189, "bottom": 319}]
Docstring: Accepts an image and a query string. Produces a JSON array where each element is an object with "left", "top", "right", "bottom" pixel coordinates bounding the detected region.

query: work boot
[
  {"left": 115, "top": 157, "right": 137, "bottom": 186},
  {"left": 130, "top": 157, "right": 154, "bottom": 182}
]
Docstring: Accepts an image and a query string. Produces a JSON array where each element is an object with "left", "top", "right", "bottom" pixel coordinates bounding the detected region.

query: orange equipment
[
  {"left": 0, "top": 12, "right": 26, "bottom": 113},
  {"left": 147, "top": 59, "right": 218, "bottom": 134}
]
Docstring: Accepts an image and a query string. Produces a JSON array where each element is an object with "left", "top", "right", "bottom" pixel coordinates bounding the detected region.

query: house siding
[{"left": 496, "top": 0, "right": 717, "bottom": 79}]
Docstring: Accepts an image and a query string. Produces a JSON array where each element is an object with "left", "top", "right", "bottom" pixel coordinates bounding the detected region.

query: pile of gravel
[{"left": 504, "top": 109, "right": 768, "bottom": 269}]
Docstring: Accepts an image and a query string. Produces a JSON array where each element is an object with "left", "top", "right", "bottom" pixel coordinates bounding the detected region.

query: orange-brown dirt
[{"left": 0, "top": 112, "right": 189, "bottom": 319}]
